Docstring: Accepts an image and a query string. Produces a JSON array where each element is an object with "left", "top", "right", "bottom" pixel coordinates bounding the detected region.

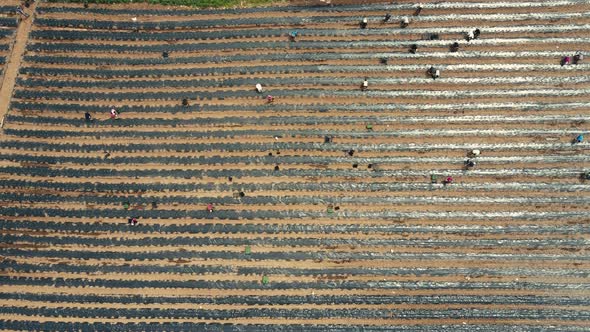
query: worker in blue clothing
[{"left": 16, "top": 4, "right": 29, "bottom": 18}]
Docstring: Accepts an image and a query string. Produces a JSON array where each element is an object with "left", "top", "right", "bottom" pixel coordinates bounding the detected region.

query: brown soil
[{"left": 1, "top": 0, "right": 589, "bottom": 329}]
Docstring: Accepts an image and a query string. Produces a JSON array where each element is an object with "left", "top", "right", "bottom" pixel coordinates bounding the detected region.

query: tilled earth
[{"left": 0, "top": 0, "right": 589, "bottom": 331}]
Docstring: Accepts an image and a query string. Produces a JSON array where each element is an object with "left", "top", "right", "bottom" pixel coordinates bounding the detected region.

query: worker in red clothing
[{"left": 443, "top": 176, "right": 453, "bottom": 185}]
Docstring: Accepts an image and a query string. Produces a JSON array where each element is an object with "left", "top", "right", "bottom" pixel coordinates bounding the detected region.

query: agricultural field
[
  {"left": 0, "top": 2, "right": 19, "bottom": 85},
  {"left": 0, "top": 0, "right": 589, "bottom": 331}
]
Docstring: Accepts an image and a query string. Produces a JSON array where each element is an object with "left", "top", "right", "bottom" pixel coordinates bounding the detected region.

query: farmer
[
  {"left": 110, "top": 108, "right": 119, "bottom": 119},
  {"left": 400, "top": 16, "right": 410, "bottom": 28},
  {"left": 575, "top": 134, "right": 584, "bottom": 144},
  {"left": 443, "top": 176, "right": 453, "bottom": 185},
  {"left": 428, "top": 66, "right": 440, "bottom": 79},
  {"left": 465, "top": 159, "right": 476, "bottom": 168},
  {"left": 361, "top": 79, "right": 368, "bottom": 91},
  {"left": 468, "top": 149, "right": 481, "bottom": 158},
  {"left": 267, "top": 95, "right": 274, "bottom": 103},
  {"left": 16, "top": 4, "right": 29, "bottom": 18},
  {"left": 289, "top": 30, "right": 298, "bottom": 41},
  {"left": 415, "top": 3, "right": 424, "bottom": 15},
  {"left": 256, "top": 83, "right": 263, "bottom": 93},
  {"left": 561, "top": 56, "right": 571, "bottom": 66},
  {"left": 466, "top": 29, "right": 480, "bottom": 42},
  {"left": 84, "top": 112, "right": 92, "bottom": 122},
  {"left": 450, "top": 42, "right": 460, "bottom": 52},
  {"left": 384, "top": 13, "right": 391, "bottom": 22},
  {"left": 573, "top": 52, "right": 584, "bottom": 64},
  {"left": 360, "top": 18, "right": 368, "bottom": 29},
  {"left": 473, "top": 29, "right": 481, "bottom": 39},
  {"left": 207, "top": 203, "right": 214, "bottom": 213}
]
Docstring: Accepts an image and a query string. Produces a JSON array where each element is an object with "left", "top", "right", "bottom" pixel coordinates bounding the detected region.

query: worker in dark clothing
[
  {"left": 465, "top": 159, "right": 476, "bottom": 169},
  {"left": 428, "top": 66, "right": 440, "bottom": 79},
  {"left": 414, "top": 3, "right": 423, "bottom": 16},
  {"left": 384, "top": 13, "right": 391, "bottom": 22},
  {"left": 16, "top": 4, "right": 29, "bottom": 18},
  {"left": 450, "top": 42, "right": 460, "bottom": 52},
  {"left": 360, "top": 18, "right": 368, "bottom": 29},
  {"left": 84, "top": 112, "right": 92, "bottom": 122},
  {"left": 473, "top": 29, "right": 481, "bottom": 39},
  {"left": 466, "top": 29, "right": 480, "bottom": 42}
]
